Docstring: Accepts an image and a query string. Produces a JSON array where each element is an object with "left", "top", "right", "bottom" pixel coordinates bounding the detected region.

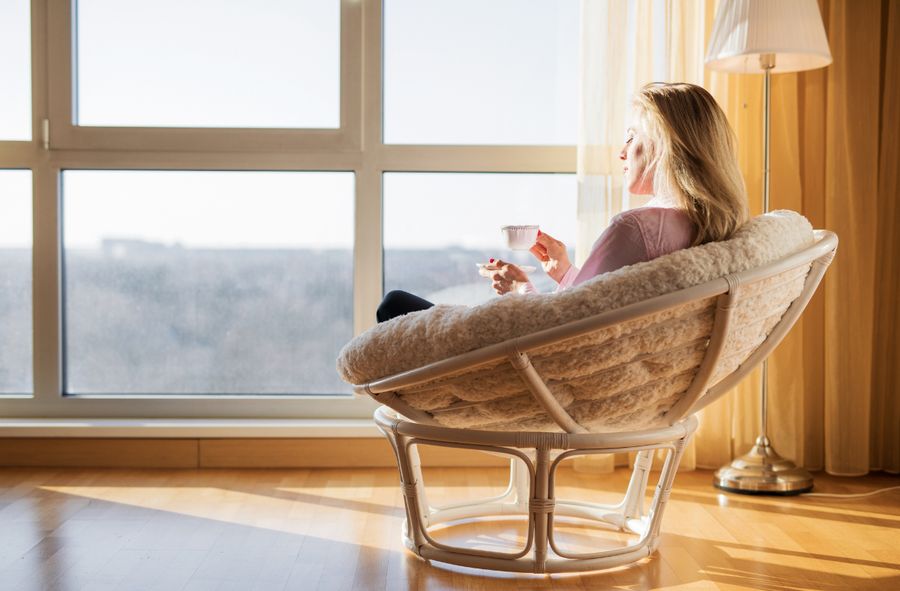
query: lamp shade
[{"left": 705, "top": 0, "right": 832, "bottom": 73}]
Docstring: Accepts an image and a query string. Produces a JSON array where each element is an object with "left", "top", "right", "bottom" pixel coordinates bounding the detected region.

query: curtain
[
  {"left": 576, "top": 0, "right": 706, "bottom": 472},
  {"left": 577, "top": 0, "right": 899, "bottom": 475},
  {"left": 871, "top": 0, "right": 900, "bottom": 475},
  {"left": 706, "top": 0, "right": 900, "bottom": 476},
  {"left": 577, "top": 0, "right": 706, "bottom": 263}
]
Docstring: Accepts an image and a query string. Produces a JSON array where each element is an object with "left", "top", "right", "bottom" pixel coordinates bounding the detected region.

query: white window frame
[{"left": 0, "top": 0, "right": 576, "bottom": 421}]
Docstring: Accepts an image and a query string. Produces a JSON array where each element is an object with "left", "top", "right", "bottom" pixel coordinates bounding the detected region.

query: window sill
[{"left": 0, "top": 418, "right": 381, "bottom": 438}]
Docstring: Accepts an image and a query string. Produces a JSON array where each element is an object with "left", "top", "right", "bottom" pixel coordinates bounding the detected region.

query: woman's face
[{"left": 620, "top": 121, "right": 655, "bottom": 195}]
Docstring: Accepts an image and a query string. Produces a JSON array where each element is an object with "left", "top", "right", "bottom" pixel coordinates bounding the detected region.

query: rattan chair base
[
  {"left": 358, "top": 231, "right": 838, "bottom": 574},
  {"left": 375, "top": 406, "right": 698, "bottom": 574}
]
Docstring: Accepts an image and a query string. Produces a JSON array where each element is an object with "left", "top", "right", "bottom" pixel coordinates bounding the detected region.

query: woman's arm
[
  {"left": 480, "top": 259, "right": 530, "bottom": 295},
  {"left": 530, "top": 231, "right": 573, "bottom": 283},
  {"left": 553, "top": 265, "right": 581, "bottom": 292}
]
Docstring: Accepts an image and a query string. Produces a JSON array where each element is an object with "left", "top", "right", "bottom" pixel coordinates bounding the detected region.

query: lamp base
[{"left": 714, "top": 436, "right": 813, "bottom": 495}]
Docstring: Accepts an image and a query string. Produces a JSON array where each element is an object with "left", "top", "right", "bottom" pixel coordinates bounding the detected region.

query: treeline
[{"left": 3, "top": 244, "right": 547, "bottom": 395}]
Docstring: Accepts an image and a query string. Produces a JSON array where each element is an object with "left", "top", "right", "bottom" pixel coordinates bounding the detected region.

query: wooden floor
[{"left": 0, "top": 466, "right": 897, "bottom": 590}]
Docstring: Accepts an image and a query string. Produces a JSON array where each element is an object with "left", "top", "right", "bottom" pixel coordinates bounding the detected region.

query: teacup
[{"left": 501, "top": 225, "right": 539, "bottom": 250}]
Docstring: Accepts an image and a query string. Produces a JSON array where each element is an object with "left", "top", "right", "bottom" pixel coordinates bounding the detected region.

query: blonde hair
[{"left": 633, "top": 82, "right": 748, "bottom": 245}]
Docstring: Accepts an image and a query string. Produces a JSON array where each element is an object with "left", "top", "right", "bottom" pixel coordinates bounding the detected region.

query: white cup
[{"left": 501, "top": 225, "right": 539, "bottom": 250}]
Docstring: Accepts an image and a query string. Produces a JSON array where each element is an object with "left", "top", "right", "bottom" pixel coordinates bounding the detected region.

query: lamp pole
[
  {"left": 761, "top": 52, "right": 772, "bottom": 450},
  {"left": 712, "top": 53, "right": 815, "bottom": 495}
]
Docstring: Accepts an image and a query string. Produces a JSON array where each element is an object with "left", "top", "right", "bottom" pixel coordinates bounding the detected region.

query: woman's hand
[
  {"left": 480, "top": 258, "right": 529, "bottom": 295},
  {"left": 530, "top": 231, "right": 572, "bottom": 283}
]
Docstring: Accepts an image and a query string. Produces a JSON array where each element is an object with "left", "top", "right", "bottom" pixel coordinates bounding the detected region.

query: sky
[
  {"left": 1, "top": 0, "right": 581, "bottom": 249},
  {"left": 0, "top": 0, "right": 31, "bottom": 140}
]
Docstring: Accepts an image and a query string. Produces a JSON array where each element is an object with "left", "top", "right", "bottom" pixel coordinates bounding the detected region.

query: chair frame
[{"left": 356, "top": 231, "right": 838, "bottom": 574}]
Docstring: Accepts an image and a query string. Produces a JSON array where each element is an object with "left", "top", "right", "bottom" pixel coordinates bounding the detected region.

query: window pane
[
  {"left": 384, "top": 0, "right": 578, "bottom": 145},
  {"left": 384, "top": 173, "right": 576, "bottom": 306},
  {"left": 75, "top": 0, "right": 340, "bottom": 128},
  {"left": 0, "top": 0, "right": 31, "bottom": 140},
  {"left": 0, "top": 170, "right": 33, "bottom": 394},
  {"left": 62, "top": 171, "right": 354, "bottom": 395}
]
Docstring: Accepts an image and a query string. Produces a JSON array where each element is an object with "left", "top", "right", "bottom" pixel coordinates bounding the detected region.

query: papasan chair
[{"left": 337, "top": 210, "right": 837, "bottom": 574}]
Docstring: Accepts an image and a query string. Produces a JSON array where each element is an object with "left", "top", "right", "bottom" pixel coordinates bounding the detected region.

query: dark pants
[{"left": 377, "top": 290, "right": 434, "bottom": 323}]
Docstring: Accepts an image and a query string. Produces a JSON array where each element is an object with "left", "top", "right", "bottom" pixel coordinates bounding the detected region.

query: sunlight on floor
[
  {"left": 39, "top": 485, "right": 403, "bottom": 550},
  {"left": 7, "top": 468, "right": 895, "bottom": 590}
]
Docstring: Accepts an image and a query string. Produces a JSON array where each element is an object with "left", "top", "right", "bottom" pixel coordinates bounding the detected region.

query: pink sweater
[{"left": 526, "top": 205, "right": 696, "bottom": 293}]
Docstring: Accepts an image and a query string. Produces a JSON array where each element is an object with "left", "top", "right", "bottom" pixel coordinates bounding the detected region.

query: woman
[{"left": 377, "top": 82, "right": 748, "bottom": 322}]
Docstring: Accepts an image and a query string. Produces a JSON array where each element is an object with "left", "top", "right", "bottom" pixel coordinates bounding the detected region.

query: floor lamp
[{"left": 705, "top": 0, "right": 832, "bottom": 495}]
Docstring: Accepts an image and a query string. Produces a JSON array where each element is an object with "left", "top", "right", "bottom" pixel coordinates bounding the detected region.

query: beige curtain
[
  {"left": 578, "top": 0, "right": 899, "bottom": 475},
  {"left": 704, "top": 0, "right": 899, "bottom": 476},
  {"left": 871, "top": 0, "right": 900, "bottom": 475}
]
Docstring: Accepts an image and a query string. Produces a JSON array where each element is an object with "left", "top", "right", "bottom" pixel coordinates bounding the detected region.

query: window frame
[{"left": 0, "top": 0, "right": 576, "bottom": 421}]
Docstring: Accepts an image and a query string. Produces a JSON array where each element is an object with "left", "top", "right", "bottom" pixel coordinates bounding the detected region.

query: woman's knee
[
  {"left": 381, "top": 290, "right": 407, "bottom": 304},
  {"left": 376, "top": 290, "right": 432, "bottom": 323},
  {"left": 376, "top": 290, "right": 406, "bottom": 323}
]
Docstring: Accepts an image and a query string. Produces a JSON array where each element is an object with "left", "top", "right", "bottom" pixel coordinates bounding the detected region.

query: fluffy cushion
[{"left": 337, "top": 211, "right": 816, "bottom": 432}]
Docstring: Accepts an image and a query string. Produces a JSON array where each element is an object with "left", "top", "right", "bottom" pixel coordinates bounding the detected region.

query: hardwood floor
[{"left": 0, "top": 466, "right": 897, "bottom": 590}]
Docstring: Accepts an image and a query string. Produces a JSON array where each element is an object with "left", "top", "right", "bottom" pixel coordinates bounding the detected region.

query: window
[
  {"left": 0, "top": 0, "right": 577, "bottom": 420},
  {"left": 62, "top": 171, "right": 354, "bottom": 395},
  {"left": 0, "top": 0, "right": 31, "bottom": 140},
  {"left": 384, "top": 173, "right": 577, "bottom": 305},
  {"left": 0, "top": 170, "right": 33, "bottom": 394},
  {"left": 74, "top": 0, "right": 340, "bottom": 128},
  {"left": 384, "top": 0, "right": 578, "bottom": 144}
]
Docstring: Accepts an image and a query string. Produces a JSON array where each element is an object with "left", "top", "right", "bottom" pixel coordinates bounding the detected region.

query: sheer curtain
[
  {"left": 576, "top": 0, "right": 706, "bottom": 472},
  {"left": 576, "top": 0, "right": 705, "bottom": 263},
  {"left": 577, "top": 0, "right": 899, "bottom": 475}
]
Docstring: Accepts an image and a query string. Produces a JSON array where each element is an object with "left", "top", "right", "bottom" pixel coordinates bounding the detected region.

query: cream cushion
[{"left": 337, "top": 211, "right": 815, "bottom": 431}]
